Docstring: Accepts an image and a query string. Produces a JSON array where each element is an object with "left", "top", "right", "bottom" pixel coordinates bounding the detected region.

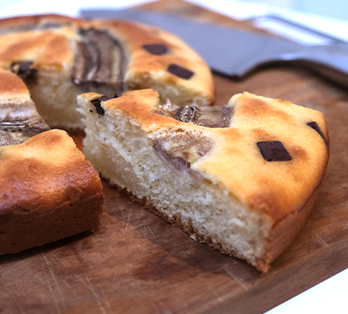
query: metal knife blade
[{"left": 80, "top": 9, "right": 348, "bottom": 88}]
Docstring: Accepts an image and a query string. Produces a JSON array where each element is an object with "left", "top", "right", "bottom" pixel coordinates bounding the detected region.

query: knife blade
[{"left": 80, "top": 9, "right": 348, "bottom": 89}]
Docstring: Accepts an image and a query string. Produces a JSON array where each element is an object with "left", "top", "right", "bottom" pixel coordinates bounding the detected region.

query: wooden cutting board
[{"left": 1, "top": 1, "right": 348, "bottom": 313}]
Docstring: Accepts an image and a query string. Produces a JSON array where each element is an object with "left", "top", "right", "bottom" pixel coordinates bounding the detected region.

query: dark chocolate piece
[
  {"left": 167, "top": 63, "right": 194, "bottom": 80},
  {"left": 143, "top": 43, "right": 168, "bottom": 55},
  {"left": 10, "top": 61, "right": 37, "bottom": 81},
  {"left": 307, "top": 121, "right": 328, "bottom": 146},
  {"left": 91, "top": 96, "right": 111, "bottom": 115},
  {"left": 257, "top": 141, "right": 292, "bottom": 162}
]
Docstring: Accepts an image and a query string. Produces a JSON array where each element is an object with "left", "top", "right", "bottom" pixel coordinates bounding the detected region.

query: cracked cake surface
[{"left": 78, "top": 89, "right": 329, "bottom": 272}]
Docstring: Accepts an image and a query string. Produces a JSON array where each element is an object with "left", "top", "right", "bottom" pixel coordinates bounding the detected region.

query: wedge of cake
[
  {"left": 0, "top": 69, "right": 104, "bottom": 255},
  {"left": 78, "top": 89, "right": 329, "bottom": 272},
  {"left": 0, "top": 129, "right": 104, "bottom": 254},
  {"left": 0, "top": 14, "right": 214, "bottom": 131}
]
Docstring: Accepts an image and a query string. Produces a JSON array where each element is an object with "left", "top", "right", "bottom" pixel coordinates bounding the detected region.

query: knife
[{"left": 80, "top": 9, "right": 348, "bottom": 89}]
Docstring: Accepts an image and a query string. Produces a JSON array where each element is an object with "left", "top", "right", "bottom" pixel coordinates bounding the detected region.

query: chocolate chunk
[
  {"left": 10, "top": 61, "right": 37, "bottom": 81},
  {"left": 257, "top": 141, "right": 292, "bottom": 162},
  {"left": 143, "top": 44, "right": 168, "bottom": 55},
  {"left": 91, "top": 96, "right": 110, "bottom": 115},
  {"left": 167, "top": 63, "right": 194, "bottom": 80},
  {"left": 307, "top": 121, "right": 328, "bottom": 146}
]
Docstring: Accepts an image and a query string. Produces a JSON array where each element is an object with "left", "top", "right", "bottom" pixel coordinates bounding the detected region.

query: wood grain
[{"left": 1, "top": 1, "right": 348, "bottom": 313}]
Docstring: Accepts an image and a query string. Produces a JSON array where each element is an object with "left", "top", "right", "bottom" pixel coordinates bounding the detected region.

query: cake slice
[
  {"left": 77, "top": 89, "right": 329, "bottom": 272},
  {"left": 0, "top": 129, "right": 104, "bottom": 254},
  {"left": 0, "top": 69, "right": 104, "bottom": 255}
]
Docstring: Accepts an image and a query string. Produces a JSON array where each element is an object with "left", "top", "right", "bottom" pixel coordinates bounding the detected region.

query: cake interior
[
  {"left": 26, "top": 70, "right": 120, "bottom": 131},
  {"left": 78, "top": 95, "right": 271, "bottom": 269}
]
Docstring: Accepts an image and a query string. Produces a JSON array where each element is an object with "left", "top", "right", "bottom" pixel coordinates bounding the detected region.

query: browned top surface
[
  {"left": 0, "top": 15, "right": 79, "bottom": 70},
  {"left": 0, "top": 129, "right": 103, "bottom": 213},
  {"left": 0, "top": 68, "right": 29, "bottom": 97},
  {"left": 1, "top": 1, "right": 348, "bottom": 314},
  {"left": 94, "top": 18, "right": 214, "bottom": 103}
]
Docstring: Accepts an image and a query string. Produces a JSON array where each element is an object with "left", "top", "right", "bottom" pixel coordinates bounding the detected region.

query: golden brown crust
[
  {"left": 0, "top": 14, "right": 81, "bottom": 71},
  {"left": 85, "top": 90, "right": 182, "bottom": 131},
  {"left": 0, "top": 129, "right": 104, "bottom": 254},
  {"left": 0, "top": 68, "right": 29, "bottom": 97},
  {"left": 210, "top": 93, "right": 329, "bottom": 224},
  {"left": 93, "top": 19, "right": 214, "bottom": 104},
  {"left": 0, "top": 129, "right": 102, "bottom": 211},
  {"left": 262, "top": 190, "right": 318, "bottom": 271}
]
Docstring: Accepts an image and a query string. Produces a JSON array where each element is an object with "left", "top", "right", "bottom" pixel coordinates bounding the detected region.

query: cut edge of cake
[
  {"left": 0, "top": 69, "right": 104, "bottom": 255},
  {"left": 77, "top": 89, "right": 329, "bottom": 272}
]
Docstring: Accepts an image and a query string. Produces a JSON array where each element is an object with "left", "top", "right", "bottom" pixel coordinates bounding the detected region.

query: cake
[
  {"left": 0, "top": 68, "right": 104, "bottom": 255},
  {"left": 0, "top": 13, "right": 214, "bottom": 254},
  {"left": 0, "top": 14, "right": 214, "bottom": 131},
  {"left": 77, "top": 89, "right": 329, "bottom": 272}
]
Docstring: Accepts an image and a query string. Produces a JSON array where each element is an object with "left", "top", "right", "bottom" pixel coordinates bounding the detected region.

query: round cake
[{"left": 0, "top": 14, "right": 215, "bottom": 131}]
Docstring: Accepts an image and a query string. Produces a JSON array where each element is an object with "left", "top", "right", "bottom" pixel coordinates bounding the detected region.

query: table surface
[{"left": 1, "top": 1, "right": 348, "bottom": 313}]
